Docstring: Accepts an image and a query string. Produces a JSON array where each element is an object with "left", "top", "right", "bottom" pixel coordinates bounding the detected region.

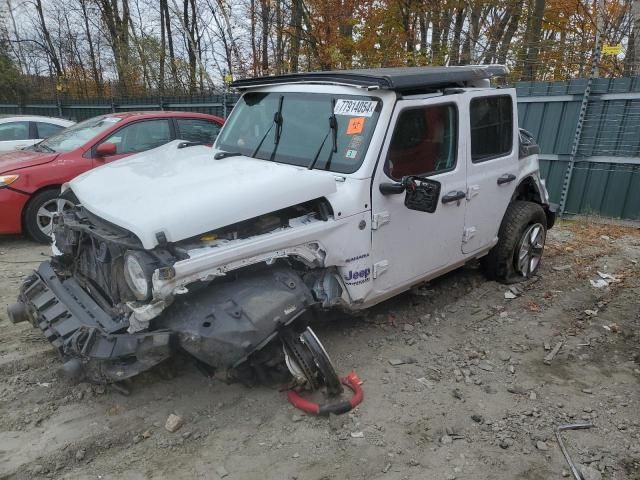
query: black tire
[
  {"left": 23, "top": 188, "right": 61, "bottom": 243},
  {"left": 482, "top": 201, "right": 547, "bottom": 284}
]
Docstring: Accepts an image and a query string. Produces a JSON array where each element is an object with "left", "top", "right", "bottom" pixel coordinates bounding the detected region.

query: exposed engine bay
[{"left": 10, "top": 198, "right": 344, "bottom": 396}]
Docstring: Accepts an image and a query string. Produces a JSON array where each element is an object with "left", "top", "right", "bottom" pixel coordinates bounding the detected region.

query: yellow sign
[
  {"left": 223, "top": 74, "right": 233, "bottom": 84},
  {"left": 602, "top": 44, "right": 622, "bottom": 55}
]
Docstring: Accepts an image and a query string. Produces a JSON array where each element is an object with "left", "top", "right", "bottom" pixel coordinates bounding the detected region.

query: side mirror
[
  {"left": 380, "top": 176, "right": 441, "bottom": 213},
  {"left": 96, "top": 142, "right": 117, "bottom": 157}
]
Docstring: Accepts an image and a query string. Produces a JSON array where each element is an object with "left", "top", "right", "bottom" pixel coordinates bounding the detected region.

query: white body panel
[
  {"left": 69, "top": 141, "right": 339, "bottom": 249},
  {"left": 0, "top": 116, "right": 74, "bottom": 152}
]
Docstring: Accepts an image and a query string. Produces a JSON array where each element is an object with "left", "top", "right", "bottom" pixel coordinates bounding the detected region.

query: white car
[
  {"left": 0, "top": 115, "right": 75, "bottom": 152},
  {"left": 11, "top": 66, "right": 556, "bottom": 394}
]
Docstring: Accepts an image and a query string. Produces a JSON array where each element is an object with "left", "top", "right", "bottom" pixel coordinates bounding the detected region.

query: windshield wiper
[
  {"left": 251, "top": 95, "right": 284, "bottom": 159},
  {"left": 36, "top": 143, "right": 55, "bottom": 153},
  {"left": 308, "top": 98, "right": 338, "bottom": 170},
  {"left": 178, "top": 141, "right": 207, "bottom": 149},
  {"left": 214, "top": 150, "right": 242, "bottom": 160}
]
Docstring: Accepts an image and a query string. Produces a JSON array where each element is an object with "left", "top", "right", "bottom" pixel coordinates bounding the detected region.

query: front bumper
[
  {"left": 0, "top": 187, "right": 28, "bottom": 234},
  {"left": 14, "top": 261, "right": 172, "bottom": 383},
  {"left": 13, "top": 262, "right": 315, "bottom": 384}
]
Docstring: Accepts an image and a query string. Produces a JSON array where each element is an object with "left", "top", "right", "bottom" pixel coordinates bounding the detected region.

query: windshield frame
[{"left": 215, "top": 90, "right": 384, "bottom": 175}]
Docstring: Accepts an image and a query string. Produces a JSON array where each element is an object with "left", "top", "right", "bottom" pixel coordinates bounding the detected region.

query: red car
[{"left": 0, "top": 111, "right": 224, "bottom": 242}]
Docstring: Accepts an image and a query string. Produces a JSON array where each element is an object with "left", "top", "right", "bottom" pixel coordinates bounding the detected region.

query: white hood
[{"left": 70, "top": 141, "right": 337, "bottom": 248}]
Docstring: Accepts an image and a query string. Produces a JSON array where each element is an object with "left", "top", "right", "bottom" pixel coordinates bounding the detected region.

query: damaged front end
[{"left": 9, "top": 201, "right": 342, "bottom": 391}]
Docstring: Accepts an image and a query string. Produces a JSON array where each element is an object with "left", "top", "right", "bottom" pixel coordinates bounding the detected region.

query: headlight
[
  {"left": 0, "top": 175, "right": 19, "bottom": 188},
  {"left": 124, "top": 251, "right": 153, "bottom": 301}
]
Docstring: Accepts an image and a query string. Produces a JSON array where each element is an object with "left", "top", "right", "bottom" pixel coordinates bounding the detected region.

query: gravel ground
[{"left": 0, "top": 221, "right": 639, "bottom": 480}]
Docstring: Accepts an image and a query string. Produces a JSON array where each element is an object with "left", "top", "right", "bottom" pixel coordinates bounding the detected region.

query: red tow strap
[{"left": 287, "top": 371, "right": 364, "bottom": 416}]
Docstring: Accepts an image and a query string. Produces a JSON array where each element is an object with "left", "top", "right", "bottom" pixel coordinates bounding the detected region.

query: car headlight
[
  {"left": 124, "top": 251, "right": 154, "bottom": 301},
  {"left": 0, "top": 175, "right": 19, "bottom": 188}
]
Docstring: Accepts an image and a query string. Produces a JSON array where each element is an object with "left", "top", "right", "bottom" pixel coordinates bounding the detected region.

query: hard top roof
[{"left": 231, "top": 65, "right": 508, "bottom": 91}]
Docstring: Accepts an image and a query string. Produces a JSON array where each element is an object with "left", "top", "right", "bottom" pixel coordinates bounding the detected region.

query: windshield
[
  {"left": 216, "top": 92, "right": 381, "bottom": 174},
  {"left": 36, "top": 116, "right": 122, "bottom": 153}
]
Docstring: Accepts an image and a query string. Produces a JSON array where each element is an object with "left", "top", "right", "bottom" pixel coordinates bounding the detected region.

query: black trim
[
  {"left": 231, "top": 66, "right": 508, "bottom": 92},
  {"left": 6, "top": 186, "right": 30, "bottom": 196},
  {"left": 28, "top": 121, "right": 38, "bottom": 140}
]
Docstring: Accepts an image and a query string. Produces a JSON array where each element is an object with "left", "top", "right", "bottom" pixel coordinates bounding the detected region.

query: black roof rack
[{"left": 231, "top": 65, "right": 508, "bottom": 91}]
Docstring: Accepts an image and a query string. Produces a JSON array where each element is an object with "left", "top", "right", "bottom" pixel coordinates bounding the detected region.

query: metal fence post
[
  {"left": 56, "top": 95, "right": 63, "bottom": 118},
  {"left": 223, "top": 92, "right": 228, "bottom": 118},
  {"left": 558, "top": 19, "right": 603, "bottom": 215}
]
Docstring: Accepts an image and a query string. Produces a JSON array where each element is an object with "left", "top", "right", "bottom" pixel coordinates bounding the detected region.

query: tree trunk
[
  {"left": 521, "top": 0, "right": 546, "bottom": 81},
  {"left": 159, "top": 0, "right": 166, "bottom": 93},
  {"left": 484, "top": 6, "right": 512, "bottom": 64},
  {"left": 161, "top": 0, "right": 178, "bottom": 89},
  {"left": 35, "top": 0, "right": 64, "bottom": 78},
  {"left": 627, "top": 0, "right": 640, "bottom": 74},
  {"left": 450, "top": 7, "right": 465, "bottom": 65},
  {"left": 259, "top": 0, "right": 269, "bottom": 73},
  {"left": 289, "top": 0, "right": 302, "bottom": 72},
  {"left": 497, "top": 7, "right": 521, "bottom": 65},
  {"left": 79, "top": 0, "right": 103, "bottom": 95}
]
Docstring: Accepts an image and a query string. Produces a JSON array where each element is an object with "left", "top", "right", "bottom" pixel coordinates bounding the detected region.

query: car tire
[
  {"left": 482, "top": 201, "right": 547, "bottom": 284},
  {"left": 23, "top": 188, "right": 63, "bottom": 243}
]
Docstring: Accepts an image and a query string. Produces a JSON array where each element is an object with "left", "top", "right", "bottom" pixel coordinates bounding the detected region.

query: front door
[
  {"left": 462, "top": 91, "right": 519, "bottom": 254},
  {"left": 370, "top": 97, "right": 467, "bottom": 297},
  {"left": 91, "top": 119, "right": 173, "bottom": 166}
]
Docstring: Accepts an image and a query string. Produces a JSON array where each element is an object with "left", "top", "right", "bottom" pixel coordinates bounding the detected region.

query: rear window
[
  {"left": 176, "top": 118, "right": 221, "bottom": 144},
  {"left": 0, "top": 121, "right": 29, "bottom": 141},
  {"left": 470, "top": 96, "right": 513, "bottom": 162},
  {"left": 36, "top": 122, "right": 65, "bottom": 139}
]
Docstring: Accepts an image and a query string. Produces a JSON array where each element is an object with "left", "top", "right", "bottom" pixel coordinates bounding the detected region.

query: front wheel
[
  {"left": 23, "top": 189, "right": 75, "bottom": 243},
  {"left": 482, "top": 201, "right": 547, "bottom": 284}
]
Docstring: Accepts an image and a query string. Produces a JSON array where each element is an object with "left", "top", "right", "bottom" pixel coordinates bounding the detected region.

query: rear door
[
  {"left": 462, "top": 91, "right": 519, "bottom": 254},
  {"left": 370, "top": 97, "right": 467, "bottom": 295}
]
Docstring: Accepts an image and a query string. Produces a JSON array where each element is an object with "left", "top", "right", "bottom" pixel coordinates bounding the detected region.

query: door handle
[
  {"left": 441, "top": 191, "right": 466, "bottom": 204},
  {"left": 497, "top": 173, "right": 516, "bottom": 185}
]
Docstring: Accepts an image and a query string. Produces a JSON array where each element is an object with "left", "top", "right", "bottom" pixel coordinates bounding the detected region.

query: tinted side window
[
  {"left": 36, "top": 122, "right": 65, "bottom": 139},
  {"left": 176, "top": 118, "right": 221, "bottom": 144},
  {"left": 102, "top": 120, "right": 171, "bottom": 154},
  {"left": 0, "top": 121, "right": 29, "bottom": 141},
  {"left": 385, "top": 104, "right": 457, "bottom": 179},
  {"left": 470, "top": 96, "right": 513, "bottom": 162}
]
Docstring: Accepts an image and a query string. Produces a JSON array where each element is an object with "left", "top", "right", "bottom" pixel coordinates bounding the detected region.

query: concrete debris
[
  {"left": 552, "top": 265, "right": 572, "bottom": 271},
  {"left": 536, "top": 441, "right": 549, "bottom": 451},
  {"left": 388, "top": 357, "right": 415, "bottom": 366},
  {"left": 579, "top": 465, "right": 602, "bottom": 480},
  {"left": 544, "top": 341, "right": 564, "bottom": 365},
  {"left": 215, "top": 465, "right": 229, "bottom": 478},
  {"left": 589, "top": 279, "right": 608, "bottom": 289},
  {"left": 504, "top": 291, "right": 517, "bottom": 299},
  {"left": 165, "top": 414, "right": 184, "bottom": 433}
]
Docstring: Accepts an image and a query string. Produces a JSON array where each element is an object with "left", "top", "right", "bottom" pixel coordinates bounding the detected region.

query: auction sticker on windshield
[{"left": 334, "top": 99, "right": 377, "bottom": 117}]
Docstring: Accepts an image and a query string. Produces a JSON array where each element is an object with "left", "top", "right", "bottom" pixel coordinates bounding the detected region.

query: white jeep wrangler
[{"left": 10, "top": 66, "right": 556, "bottom": 391}]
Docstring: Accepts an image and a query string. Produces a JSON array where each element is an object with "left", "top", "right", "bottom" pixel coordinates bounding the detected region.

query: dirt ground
[{"left": 0, "top": 221, "right": 638, "bottom": 480}]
